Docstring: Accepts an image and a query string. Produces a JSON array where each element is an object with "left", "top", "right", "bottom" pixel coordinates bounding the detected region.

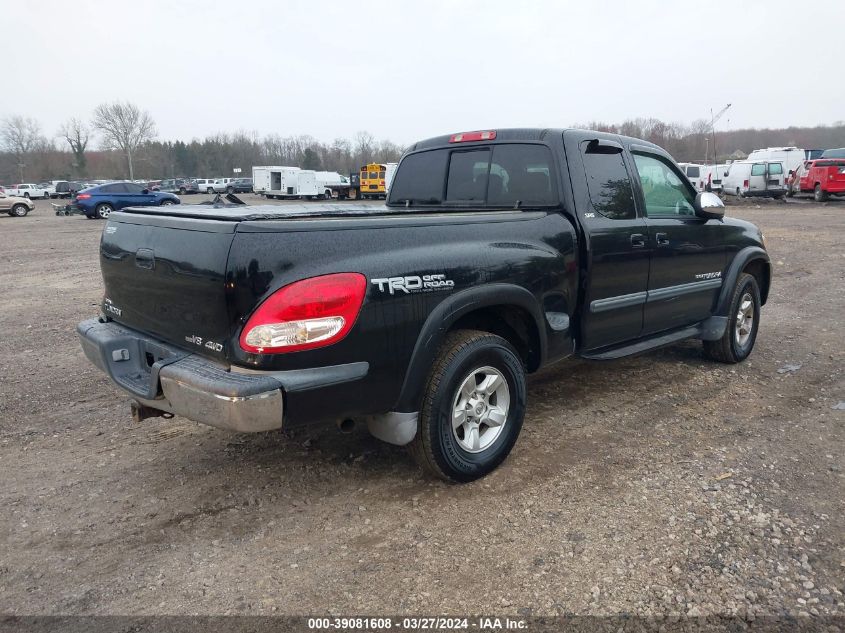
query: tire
[
  {"left": 703, "top": 273, "right": 761, "bottom": 364},
  {"left": 95, "top": 203, "right": 113, "bottom": 219},
  {"left": 11, "top": 203, "right": 29, "bottom": 217},
  {"left": 408, "top": 330, "right": 526, "bottom": 483},
  {"left": 24, "top": 192, "right": 30, "bottom": 199},
  {"left": 814, "top": 184, "right": 828, "bottom": 202},
  {"left": 737, "top": 187, "right": 744, "bottom": 198},
  {"left": 206, "top": 188, "right": 214, "bottom": 194},
  {"left": 786, "top": 185, "right": 794, "bottom": 197},
  {"left": 160, "top": 199, "right": 175, "bottom": 206}
]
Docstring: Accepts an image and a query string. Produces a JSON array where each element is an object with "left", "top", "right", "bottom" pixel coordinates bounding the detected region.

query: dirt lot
[{"left": 0, "top": 194, "right": 843, "bottom": 618}]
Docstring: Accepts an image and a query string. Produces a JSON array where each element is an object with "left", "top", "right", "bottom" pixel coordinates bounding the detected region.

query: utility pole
[{"left": 711, "top": 103, "right": 732, "bottom": 166}]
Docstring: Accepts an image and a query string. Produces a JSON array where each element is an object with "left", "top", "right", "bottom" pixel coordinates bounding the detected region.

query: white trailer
[
  {"left": 252, "top": 166, "right": 282, "bottom": 194},
  {"left": 264, "top": 167, "right": 319, "bottom": 199}
]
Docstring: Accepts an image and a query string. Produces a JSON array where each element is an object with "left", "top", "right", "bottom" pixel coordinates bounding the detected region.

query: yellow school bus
[{"left": 359, "top": 162, "right": 397, "bottom": 199}]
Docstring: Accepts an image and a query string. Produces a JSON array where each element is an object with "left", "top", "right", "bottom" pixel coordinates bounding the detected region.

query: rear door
[
  {"left": 565, "top": 132, "right": 650, "bottom": 350},
  {"left": 630, "top": 151, "right": 726, "bottom": 334},
  {"left": 748, "top": 162, "right": 768, "bottom": 194}
]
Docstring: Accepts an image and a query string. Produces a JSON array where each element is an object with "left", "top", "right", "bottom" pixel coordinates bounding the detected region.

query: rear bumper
[{"left": 77, "top": 319, "right": 368, "bottom": 433}]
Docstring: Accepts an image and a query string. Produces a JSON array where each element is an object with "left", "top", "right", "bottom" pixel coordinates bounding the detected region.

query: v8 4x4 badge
[{"left": 371, "top": 274, "right": 455, "bottom": 295}]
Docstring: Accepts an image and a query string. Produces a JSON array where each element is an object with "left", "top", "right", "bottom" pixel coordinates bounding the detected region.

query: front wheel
[
  {"left": 160, "top": 199, "right": 175, "bottom": 206},
  {"left": 11, "top": 203, "right": 29, "bottom": 217},
  {"left": 206, "top": 188, "right": 214, "bottom": 194},
  {"left": 95, "top": 203, "right": 113, "bottom": 219},
  {"left": 408, "top": 330, "right": 526, "bottom": 482},
  {"left": 703, "top": 273, "right": 761, "bottom": 364}
]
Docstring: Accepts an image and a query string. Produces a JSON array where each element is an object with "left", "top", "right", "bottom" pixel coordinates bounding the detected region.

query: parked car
[
  {"left": 820, "top": 148, "right": 845, "bottom": 159},
  {"left": 195, "top": 178, "right": 217, "bottom": 194},
  {"left": 677, "top": 163, "right": 707, "bottom": 191},
  {"left": 722, "top": 161, "right": 786, "bottom": 198},
  {"left": 72, "top": 182, "right": 180, "bottom": 219},
  {"left": 5, "top": 183, "right": 50, "bottom": 199},
  {"left": 50, "top": 181, "right": 85, "bottom": 199},
  {"left": 212, "top": 177, "right": 233, "bottom": 193},
  {"left": 157, "top": 178, "right": 199, "bottom": 195},
  {"left": 226, "top": 178, "right": 253, "bottom": 193},
  {"left": 787, "top": 158, "right": 845, "bottom": 201},
  {"left": 0, "top": 191, "right": 35, "bottom": 217},
  {"left": 77, "top": 128, "right": 771, "bottom": 482}
]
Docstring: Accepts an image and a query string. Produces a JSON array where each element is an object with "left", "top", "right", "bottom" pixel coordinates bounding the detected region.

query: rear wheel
[
  {"left": 11, "top": 203, "right": 29, "bottom": 217},
  {"left": 206, "top": 187, "right": 214, "bottom": 194},
  {"left": 703, "top": 273, "right": 761, "bottom": 364},
  {"left": 24, "top": 192, "right": 30, "bottom": 199},
  {"left": 814, "top": 184, "right": 828, "bottom": 202},
  {"left": 179, "top": 187, "right": 186, "bottom": 195},
  {"left": 227, "top": 186, "right": 234, "bottom": 194},
  {"left": 408, "top": 330, "right": 526, "bottom": 483},
  {"left": 737, "top": 187, "right": 744, "bottom": 198},
  {"left": 95, "top": 203, "right": 113, "bottom": 219}
]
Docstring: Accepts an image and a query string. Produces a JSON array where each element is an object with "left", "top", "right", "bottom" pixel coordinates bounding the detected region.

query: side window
[
  {"left": 446, "top": 149, "right": 489, "bottom": 202},
  {"left": 750, "top": 163, "right": 766, "bottom": 176},
  {"left": 632, "top": 153, "right": 696, "bottom": 217},
  {"left": 487, "top": 144, "right": 556, "bottom": 207},
  {"left": 580, "top": 143, "right": 636, "bottom": 220},
  {"left": 768, "top": 163, "right": 783, "bottom": 175},
  {"left": 125, "top": 183, "right": 144, "bottom": 193}
]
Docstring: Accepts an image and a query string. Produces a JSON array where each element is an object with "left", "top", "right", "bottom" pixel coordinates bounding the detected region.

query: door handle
[
  {"left": 655, "top": 232, "right": 670, "bottom": 246},
  {"left": 630, "top": 233, "right": 646, "bottom": 248}
]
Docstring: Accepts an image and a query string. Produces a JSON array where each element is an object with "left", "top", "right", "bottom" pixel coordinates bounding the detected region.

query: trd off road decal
[{"left": 371, "top": 274, "right": 455, "bottom": 295}]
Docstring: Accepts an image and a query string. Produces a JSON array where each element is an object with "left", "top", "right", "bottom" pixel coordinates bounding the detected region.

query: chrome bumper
[{"left": 77, "top": 319, "right": 284, "bottom": 432}]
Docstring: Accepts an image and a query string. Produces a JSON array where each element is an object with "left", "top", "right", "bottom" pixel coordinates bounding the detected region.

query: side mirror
[
  {"left": 142, "top": 188, "right": 149, "bottom": 194},
  {"left": 694, "top": 191, "right": 725, "bottom": 219}
]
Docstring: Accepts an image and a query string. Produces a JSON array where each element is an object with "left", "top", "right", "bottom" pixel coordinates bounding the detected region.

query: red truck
[{"left": 787, "top": 159, "right": 845, "bottom": 201}]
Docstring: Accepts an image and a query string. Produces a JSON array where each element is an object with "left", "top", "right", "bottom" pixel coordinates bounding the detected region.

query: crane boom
[{"left": 711, "top": 103, "right": 731, "bottom": 126}]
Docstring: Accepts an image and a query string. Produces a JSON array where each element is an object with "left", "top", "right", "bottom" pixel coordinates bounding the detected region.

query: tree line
[{"left": 2, "top": 102, "right": 845, "bottom": 183}]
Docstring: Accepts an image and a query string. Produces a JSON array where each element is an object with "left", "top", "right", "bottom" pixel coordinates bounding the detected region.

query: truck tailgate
[{"left": 99, "top": 212, "right": 238, "bottom": 360}]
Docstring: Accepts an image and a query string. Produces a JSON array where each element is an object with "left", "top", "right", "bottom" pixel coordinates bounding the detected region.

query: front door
[
  {"left": 630, "top": 151, "right": 727, "bottom": 334},
  {"left": 565, "top": 133, "right": 651, "bottom": 350}
]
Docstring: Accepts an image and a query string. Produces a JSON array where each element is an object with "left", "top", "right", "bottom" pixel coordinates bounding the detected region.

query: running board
[{"left": 579, "top": 326, "right": 702, "bottom": 361}]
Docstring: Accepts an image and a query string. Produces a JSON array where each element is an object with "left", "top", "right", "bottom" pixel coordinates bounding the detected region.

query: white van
[
  {"left": 722, "top": 161, "right": 786, "bottom": 198},
  {"left": 677, "top": 163, "right": 707, "bottom": 191},
  {"left": 746, "top": 147, "right": 806, "bottom": 177},
  {"left": 698, "top": 164, "right": 730, "bottom": 192}
]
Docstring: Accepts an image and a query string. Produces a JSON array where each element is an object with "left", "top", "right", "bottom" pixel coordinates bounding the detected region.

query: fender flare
[
  {"left": 393, "top": 283, "right": 546, "bottom": 412},
  {"left": 716, "top": 246, "right": 771, "bottom": 315}
]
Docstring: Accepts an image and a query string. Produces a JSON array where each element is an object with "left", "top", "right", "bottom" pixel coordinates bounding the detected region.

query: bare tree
[
  {"left": 58, "top": 117, "right": 90, "bottom": 177},
  {"left": 92, "top": 101, "right": 156, "bottom": 180},
  {"left": 1, "top": 115, "right": 43, "bottom": 180}
]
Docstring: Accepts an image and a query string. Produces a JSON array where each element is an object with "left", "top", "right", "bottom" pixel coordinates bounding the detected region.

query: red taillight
[
  {"left": 449, "top": 130, "right": 497, "bottom": 143},
  {"left": 380, "top": 180, "right": 385, "bottom": 185},
  {"left": 239, "top": 273, "right": 366, "bottom": 354},
  {"left": 743, "top": 180, "right": 749, "bottom": 188},
  {"left": 76, "top": 193, "right": 91, "bottom": 199}
]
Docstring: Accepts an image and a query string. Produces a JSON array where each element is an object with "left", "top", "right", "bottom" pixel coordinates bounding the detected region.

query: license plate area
[{"left": 105, "top": 335, "right": 187, "bottom": 400}]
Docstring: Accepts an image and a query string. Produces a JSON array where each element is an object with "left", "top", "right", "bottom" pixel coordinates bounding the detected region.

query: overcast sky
[{"left": 4, "top": 0, "right": 844, "bottom": 146}]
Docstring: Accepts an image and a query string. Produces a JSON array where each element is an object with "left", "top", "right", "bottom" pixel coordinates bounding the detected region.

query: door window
[
  {"left": 580, "top": 144, "right": 636, "bottom": 220},
  {"left": 632, "top": 153, "right": 695, "bottom": 217},
  {"left": 767, "top": 163, "right": 783, "bottom": 175},
  {"left": 750, "top": 164, "right": 766, "bottom": 176}
]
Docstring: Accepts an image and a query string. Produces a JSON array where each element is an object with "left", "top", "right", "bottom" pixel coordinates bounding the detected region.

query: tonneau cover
[{"left": 119, "top": 203, "right": 392, "bottom": 222}]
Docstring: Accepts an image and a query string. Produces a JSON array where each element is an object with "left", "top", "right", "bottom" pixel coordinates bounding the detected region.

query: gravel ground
[{"left": 0, "top": 194, "right": 843, "bottom": 618}]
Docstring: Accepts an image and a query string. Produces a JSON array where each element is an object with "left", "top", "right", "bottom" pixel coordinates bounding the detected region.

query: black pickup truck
[{"left": 78, "top": 128, "right": 771, "bottom": 482}]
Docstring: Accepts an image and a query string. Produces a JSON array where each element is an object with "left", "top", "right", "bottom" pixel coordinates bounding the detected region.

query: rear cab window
[{"left": 389, "top": 143, "right": 557, "bottom": 209}]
